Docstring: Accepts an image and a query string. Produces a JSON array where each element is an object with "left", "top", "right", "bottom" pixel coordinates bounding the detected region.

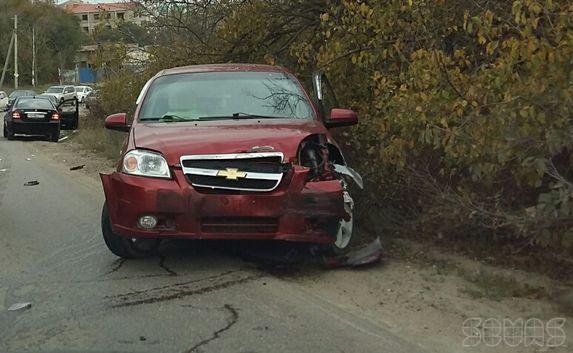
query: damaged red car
[{"left": 100, "top": 64, "right": 363, "bottom": 258}]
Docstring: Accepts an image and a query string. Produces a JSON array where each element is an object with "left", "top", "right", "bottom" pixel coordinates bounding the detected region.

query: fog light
[{"left": 138, "top": 215, "right": 158, "bottom": 229}]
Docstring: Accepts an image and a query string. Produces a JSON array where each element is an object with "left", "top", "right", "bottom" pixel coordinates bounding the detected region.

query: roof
[
  {"left": 159, "top": 64, "right": 289, "bottom": 76},
  {"left": 64, "top": 2, "right": 137, "bottom": 14}
]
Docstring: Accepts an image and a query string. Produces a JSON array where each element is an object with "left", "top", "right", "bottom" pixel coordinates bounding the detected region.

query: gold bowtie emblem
[{"left": 217, "top": 168, "right": 247, "bottom": 180}]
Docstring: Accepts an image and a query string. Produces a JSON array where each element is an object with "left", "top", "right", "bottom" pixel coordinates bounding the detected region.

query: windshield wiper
[
  {"left": 196, "top": 112, "right": 284, "bottom": 120},
  {"left": 140, "top": 114, "right": 198, "bottom": 122}
]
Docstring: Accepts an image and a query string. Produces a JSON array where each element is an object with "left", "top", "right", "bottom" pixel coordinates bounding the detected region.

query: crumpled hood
[{"left": 133, "top": 119, "right": 327, "bottom": 165}]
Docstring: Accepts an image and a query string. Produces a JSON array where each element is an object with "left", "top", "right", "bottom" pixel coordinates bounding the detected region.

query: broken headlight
[{"left": 122, "top": 149, "right": 171, "bottom": 179}]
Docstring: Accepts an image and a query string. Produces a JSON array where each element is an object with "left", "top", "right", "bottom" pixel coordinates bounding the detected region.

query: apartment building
[{"left": 63, "top": 2, "right": 147, "bottom": 34}]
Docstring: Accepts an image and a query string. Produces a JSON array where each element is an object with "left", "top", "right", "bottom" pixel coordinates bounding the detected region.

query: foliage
[
  {"left": 95, "top": 0, "right": 573, "bottom": 251},
  {"left": 0, "top": 0, "right": 86, "bottom": 86}
]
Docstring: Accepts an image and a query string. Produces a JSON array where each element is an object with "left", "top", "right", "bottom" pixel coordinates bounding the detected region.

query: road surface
[{"left": 0, "top": 137, "right": 425, "bottom": 353}]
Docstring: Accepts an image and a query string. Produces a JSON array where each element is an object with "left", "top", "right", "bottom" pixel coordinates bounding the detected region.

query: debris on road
[
  {"left": 70, "top": 164, "right": 85, "bottom": 171},
  {"left": 7, "top": 302, "right": 32, "bottom": 311},
  {"left": 322, "top": 237, "right": 382, "bottom": 269},
  {"left": 0, "top": 168, "right": 7, "bottom": 172},
  {"left": 25, "top": 158, "right": 31, "bottom": 161},
  {"left": 24, "top": 181, "right": 40, "bottom": 186}
]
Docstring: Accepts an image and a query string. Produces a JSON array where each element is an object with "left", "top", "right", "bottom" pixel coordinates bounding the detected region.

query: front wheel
[
  {"left": 101, "top": 203, "right": 159, "bottom": 258},
  {"left": 325, "top": 187, "right": 356, "bottom": 254}
]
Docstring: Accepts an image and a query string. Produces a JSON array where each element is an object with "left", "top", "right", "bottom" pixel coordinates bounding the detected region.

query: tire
[
  {"left": 325, "top": 187, "right": 356, "bottom": 254},
  {"left": 4, "top": 124, "right": 14, "bottom": 140},
  {"left": 50, "top": 128, "right": 60, "bottom": 142},
  {"left": 101, "top": 203, "right": 158, "bottom": 258}
]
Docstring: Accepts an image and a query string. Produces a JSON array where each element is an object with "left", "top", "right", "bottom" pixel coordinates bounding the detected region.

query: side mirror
[
  {"left": 324, "top": 108, "right": 358, "bottom": 128},
  {"left": 105, "top": 113, "right": 131, "bottom": 132}
]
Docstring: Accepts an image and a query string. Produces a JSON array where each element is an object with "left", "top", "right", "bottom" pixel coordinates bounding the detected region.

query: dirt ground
[{"left": 25, "top": 134, "right": 573, "bottom": 353}]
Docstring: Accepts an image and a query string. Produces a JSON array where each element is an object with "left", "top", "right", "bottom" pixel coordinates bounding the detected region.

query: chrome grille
[{"left": 180, "top": 152, "right": 285, "bottom": 192}]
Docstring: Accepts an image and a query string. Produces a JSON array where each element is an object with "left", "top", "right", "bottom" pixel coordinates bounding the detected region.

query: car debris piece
[
  {"left": 333, "top": 164, "right": 364, "bottom": 189},
  {"left": 24, "top": 181, "right": 40, "bottom": 186},
  {"left": 322, "top": 237, "right": 382, "bottom": 268},
  {"left": 0, "top": 168, "right": 7, "bottom": 172},
  {"left": 8, "top": 302, "right": 32, "bottom": 311},
  {"left": 25, "top": 158, "right": 31, "bottom": 161},
  {"left": 70, "top": 164, "right": 85, "bottom": 171}
]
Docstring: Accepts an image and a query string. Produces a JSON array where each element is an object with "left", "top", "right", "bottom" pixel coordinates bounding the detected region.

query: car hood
[
  {"left": 133, "top": 118, "right": 327, "bottom": 165},
  {"left": 42, "top": 93, "right": 62, "bottom": 97}
]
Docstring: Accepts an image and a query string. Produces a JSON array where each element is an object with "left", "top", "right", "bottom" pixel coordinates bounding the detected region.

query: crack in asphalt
[
  {"left": 111, "top": 274, "right": 261, "bottom": 308},
  {"left": 159, "top": 255, "right": 178, "bottom": 276},
  {"left": 185, "top": 304, "right": 239, "bottom": 353},
  {"left": 104, "top": 258, "right": 126, "bottom": 275}
]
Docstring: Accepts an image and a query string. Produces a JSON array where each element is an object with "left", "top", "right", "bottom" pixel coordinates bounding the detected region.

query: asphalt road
[{"left": 0, "top": 137, "right": 425, "bottom": 353}]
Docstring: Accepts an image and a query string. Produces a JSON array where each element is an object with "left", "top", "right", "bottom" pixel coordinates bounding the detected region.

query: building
[{"left": 62, "top": 2, "right": 147, "bottom": 34}]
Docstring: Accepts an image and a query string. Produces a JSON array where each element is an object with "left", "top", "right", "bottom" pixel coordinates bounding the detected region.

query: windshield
[
  {"left": 138, "top": 71, "right": 314, "bottom": 122},
  {"left": 15, "top": 98, "right": 54, "bottom": 110},
  {"left": 46, "top": 86, "right": 64, "bottom": 93},
  {"left": 9, "top": 90, "right": 36, "bottom": 98}
]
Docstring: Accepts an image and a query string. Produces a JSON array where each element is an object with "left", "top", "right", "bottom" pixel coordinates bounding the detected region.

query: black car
[
  {"left": 7, "top": 90, "right": 37, "bottom": 107},
  {"left": 37, "top": 95, "right": 79, "bottom": 130},
  {"left": 3, "top": 96, "right": 74, "bottom": 142}
]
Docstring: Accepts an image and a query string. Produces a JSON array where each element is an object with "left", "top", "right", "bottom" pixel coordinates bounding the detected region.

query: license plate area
[{"left": 26, "top": 113, "right": 46, "bottom": 119}]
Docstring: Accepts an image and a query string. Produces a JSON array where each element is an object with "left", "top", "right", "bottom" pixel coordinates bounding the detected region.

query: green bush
[{"left": 92, "top": 0, "right": 573, "bottom": 250}]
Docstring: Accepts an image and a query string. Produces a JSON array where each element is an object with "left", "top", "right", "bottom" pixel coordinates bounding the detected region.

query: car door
[
  {"left": 312, "top": 71, "right": 339, "bottom": 121},
  {"left": 57, "top": 98, "right": 79, "bottom": 129}
]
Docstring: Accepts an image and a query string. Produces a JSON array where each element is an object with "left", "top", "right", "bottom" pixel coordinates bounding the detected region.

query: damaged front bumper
[{"left": 100, "top": 167, "right": 349, "bottom": 244}]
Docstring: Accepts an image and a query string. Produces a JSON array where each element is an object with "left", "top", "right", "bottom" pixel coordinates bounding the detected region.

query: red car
[{"left": 100, "top": 64, "right": 363, "bottom": 258}]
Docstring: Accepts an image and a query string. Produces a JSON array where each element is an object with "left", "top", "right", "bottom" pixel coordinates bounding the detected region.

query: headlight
[{"left": 122, "top": 149, "right": 171, "bottom": 178}]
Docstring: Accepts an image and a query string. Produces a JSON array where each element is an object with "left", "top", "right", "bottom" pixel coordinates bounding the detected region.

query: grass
[
  {"left": 72, "top": 126, "right": 125, "bottom": 161},
  {"left": 459, "top": 269, "right": 548, "bottom": 301}
]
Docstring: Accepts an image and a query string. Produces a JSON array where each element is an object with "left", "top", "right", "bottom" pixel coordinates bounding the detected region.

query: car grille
[
  {"left": 201, "top": 217, "right": 279, "bottom": 234},
  {"left": 180, "top": 152, "right": 286, "bottom": 192}
]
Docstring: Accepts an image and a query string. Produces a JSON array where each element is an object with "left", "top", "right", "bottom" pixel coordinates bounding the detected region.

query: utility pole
[
  {"left": 32, "top": 26, "right": 36, "bottom": 87},
  {"left": 0, "top": 33, "right": 14, "bottom": 88},
  {"left": 14, "top": 14, "right": 19, "bottom": 90}
]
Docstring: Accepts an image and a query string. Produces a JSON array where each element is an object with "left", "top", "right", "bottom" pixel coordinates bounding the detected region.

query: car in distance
[
  {"left": 43, "top": 85, "right": 77, "bottom": 103},
  {"left": 100, "top": 64, "right": 363, "bottom": 258},
  {"left": 84, "top": 89, "right": 98, "bottom": 109},
  {"left": 75, "top": 85, "right": 93, "bottom": 103},
  {"left": 7, "top": 90, "right": 37, "bottom": 107},
  {"left": 3, "top": 96, "right": 61, "bottom": 141}
]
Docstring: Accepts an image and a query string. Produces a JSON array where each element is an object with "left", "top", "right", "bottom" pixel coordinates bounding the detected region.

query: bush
[{"left": 91, "top": 0, "right": 573, "bottom": 251}]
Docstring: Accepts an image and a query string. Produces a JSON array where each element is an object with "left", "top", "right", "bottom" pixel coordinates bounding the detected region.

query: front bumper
[
  {"left": 101, "top": 167, "right": 348, "bottom": 244},
  {"left": 10, "top": 120, "right": 59, "bottom": 135}
]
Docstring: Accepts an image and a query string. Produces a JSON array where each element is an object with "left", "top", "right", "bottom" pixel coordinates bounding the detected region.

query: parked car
[
  {"left": 43, "top": 85, "right": 76, "bottom": 103},
  {"left": 0, "top": 91, "right": 8, "bottom": 110},
  {"left": 36, "top": 94, "right": 79, "bottom": 130},
  {"left": 75, "top": 85, "right": 93, "bottom": 103},
  {"left": 37, "top": 94, "right": 58, "bottom": 106},
  {"left": 7, "top": 90, "right": 37, "bottom": 107},
  {"left": 3, "top": 96, "right": 62, "bottom": 141},
  {"left": 100, "top": 64, "right": 363, "bottom": 258},
  {"left": 84, "top": 89, "right": 98, "bottom": 109}
]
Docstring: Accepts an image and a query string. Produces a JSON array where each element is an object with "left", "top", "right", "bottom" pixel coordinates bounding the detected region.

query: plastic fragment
[
  {"left": 322, "top": 237, "right": 382, "bottom": 268},
  {"left": 8, "top": 302, "right": 31, "bottom": 311},
  {"left": 70, "top": 165, "right": 85, "bottom": 171},
  {"left": 24, "top": 181, "right": 40, "bottom": 186}
]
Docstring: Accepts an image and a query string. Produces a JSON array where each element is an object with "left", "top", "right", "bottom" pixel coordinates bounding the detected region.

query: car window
[
  {"left": 138, "top": 71, "right": 315, "bottom": 121},
  {"left": 15, "top": 98, "right": 54, "bottom": 110},
  {"left": 46, "top": 87, "right": 64, "bottom": 93}
]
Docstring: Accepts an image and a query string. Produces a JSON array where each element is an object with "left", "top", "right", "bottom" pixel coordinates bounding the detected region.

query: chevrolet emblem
[{"left": 217, "top": 168, "right": 247, "bottom": 180}]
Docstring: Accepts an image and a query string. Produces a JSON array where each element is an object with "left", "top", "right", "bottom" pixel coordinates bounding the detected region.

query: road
[{"left": 0, "top": 137, "right": 425, "bottom": 353}]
